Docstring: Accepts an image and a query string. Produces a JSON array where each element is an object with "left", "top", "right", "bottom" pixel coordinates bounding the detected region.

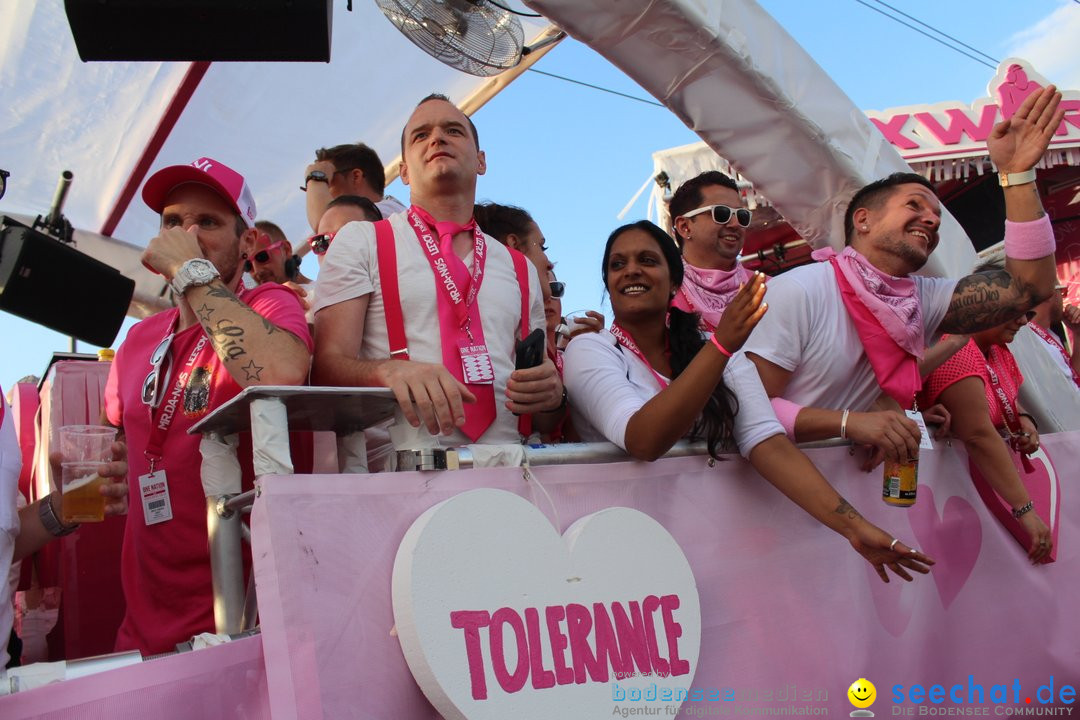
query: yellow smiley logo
[{"left": 848, "top": 678, "right": 877, "bottom": 709}]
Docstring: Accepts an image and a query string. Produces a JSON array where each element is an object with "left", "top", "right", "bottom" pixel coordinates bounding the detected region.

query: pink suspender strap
[
  {"left": 508, "top": 248, "right": 533, "bottom": 438},
  {"left": 374, "top": 220, "right": 409, "bottom": 360},
  {"left": 509, "top": 249, "right": 531, "bottom": 341}
]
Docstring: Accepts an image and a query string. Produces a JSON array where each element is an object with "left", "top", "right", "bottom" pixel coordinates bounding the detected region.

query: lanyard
[
  {"left": 609, "top": 323, "right": 670, "bottom": 391},
  {"left": 984, "top": 357, "right": 1021, "bottom": 436},
  {"left": 144, "top": 326, "right": 207, "bottom": 470},
  {"left": 407, "top": 207, "right": 487, "bottom": 341},
  {"left": 1028, "top": 322, "right": 1080, "bottom": 385}
]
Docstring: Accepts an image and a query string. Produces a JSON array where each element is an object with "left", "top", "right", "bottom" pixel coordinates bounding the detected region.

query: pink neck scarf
[
  {"left": 812, "top": 246, "right": 924, "bottom": 358},
  {"left": 672, "top": 261, "right": 753, "bottom": 332}
]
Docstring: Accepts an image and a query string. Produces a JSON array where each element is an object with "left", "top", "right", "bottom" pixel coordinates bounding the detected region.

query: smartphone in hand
[{"left": 514, "top": 328, "right": 546, "bottom": 370}]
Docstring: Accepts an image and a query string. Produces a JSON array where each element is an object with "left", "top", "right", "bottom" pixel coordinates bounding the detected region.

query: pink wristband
[
  {"left": 710, "top": 335, "right": 732, "bottom": 358},
  {"left": 1004, "top": 215, "right": 1054, "bottom": 260},
  {"left": 770, "top": 397, "right": 803, "bottom": 439}
]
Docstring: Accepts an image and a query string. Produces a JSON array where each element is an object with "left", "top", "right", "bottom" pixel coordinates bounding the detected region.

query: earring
[{"left": 861, "top": 225, "right": 869, "bottom": 231}]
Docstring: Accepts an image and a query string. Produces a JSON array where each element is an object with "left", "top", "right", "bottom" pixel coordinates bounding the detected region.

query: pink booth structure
[{"left": 3, "top": 426, "right": 1078, "bottom": 719}]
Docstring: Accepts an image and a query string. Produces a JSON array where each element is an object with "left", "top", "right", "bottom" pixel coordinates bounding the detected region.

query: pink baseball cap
[{"left": 142, "top": 157, "right": 257, "bottom": 228}]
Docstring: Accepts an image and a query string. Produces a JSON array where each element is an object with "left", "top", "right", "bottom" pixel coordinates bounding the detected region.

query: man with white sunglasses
[
  {"left": 669, "top": 171, "right": 757, "bottom": 333},
  {"left": 103, "top": 157, "right": 312, "bottom": 655}
]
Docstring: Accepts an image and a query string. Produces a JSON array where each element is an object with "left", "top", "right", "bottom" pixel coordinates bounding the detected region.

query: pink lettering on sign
[
  {"left": 868, "top": 115, "right": 917, "bottom": 150},
  {"left": 450, "top": 595, "right": 690, "bottom": 701},
  {"left": 913, "top": 105, "right": 998, "bottom": 146}
]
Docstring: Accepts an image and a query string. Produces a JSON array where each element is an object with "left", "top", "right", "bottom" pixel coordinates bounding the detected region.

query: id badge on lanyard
[{"left": 460, "top": 343, "right": 495, "bottom": 384}]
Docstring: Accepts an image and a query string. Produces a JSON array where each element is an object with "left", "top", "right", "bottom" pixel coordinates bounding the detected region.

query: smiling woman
[{"left": 563, "top": 220, "right": 937, "bottom": 583}]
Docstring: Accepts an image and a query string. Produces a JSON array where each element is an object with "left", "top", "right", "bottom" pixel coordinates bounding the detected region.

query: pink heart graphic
[{"left": 908, "top": 486, "right": 982, "bottom": 610}]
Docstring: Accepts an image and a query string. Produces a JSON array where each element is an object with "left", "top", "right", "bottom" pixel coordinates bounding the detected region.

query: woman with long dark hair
[{"left": 564, "top": 221, "right": 936, "bottom": 582}]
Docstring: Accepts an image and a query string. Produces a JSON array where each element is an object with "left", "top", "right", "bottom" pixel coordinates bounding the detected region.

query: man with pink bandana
[
  {"left": 669, "top": 171, "right": 756, "bottom": 332},
  {"left": 739, "top": 85, "right": 1065, "bottom": 472}
]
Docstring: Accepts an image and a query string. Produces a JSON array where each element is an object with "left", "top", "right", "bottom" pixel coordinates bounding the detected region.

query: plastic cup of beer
[
  {"left": 58, "top": 425, "right": 116, "bottom": 524},
  {"left": 59, "top": 425, "right": 117, "bottom": 464},
  {"left": 61, "top": 460, "right": 109, "bottom": 523},
  {"left": 563, "top": 309, "right": 600, "bottom": 338}
]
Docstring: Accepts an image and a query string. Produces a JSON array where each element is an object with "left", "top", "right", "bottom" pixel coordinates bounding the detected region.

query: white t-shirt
[
  {"left": 1032, "top": 328, "right": 1076, "bottom": 384},
  {"left": 314, "top": 210, "right": 545, "bottom": 447},
  {"left": 562, "top": 329, "right": 783, "bottom": 456},
  {"left": 375, "top": 195, "right": 407, "bottom": 219},
  {"left": 0, "top": 392, "right": 21, "bottom": 669},
  {"left": 740, "top": 261, "right": 957, "bottom": 411}
]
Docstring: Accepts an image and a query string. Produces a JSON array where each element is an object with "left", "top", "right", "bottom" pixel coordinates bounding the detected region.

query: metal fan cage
[{"left": 375, "top": 0, "right": 524, "bottom": 77}]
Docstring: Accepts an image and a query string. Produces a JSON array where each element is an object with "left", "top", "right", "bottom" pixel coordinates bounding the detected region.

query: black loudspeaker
[
  {"left": 64, "top": 0, "right": 333, "bottom": 62},
  {"left": 0, "top": 217, "right": 135, "bottom": 347}
]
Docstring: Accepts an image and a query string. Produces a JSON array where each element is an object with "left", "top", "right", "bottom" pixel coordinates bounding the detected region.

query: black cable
[
  {"left": 487, "top": 0, "right": 543, "bottom": 17},
  {"left": 868, "top": 0, "right": 998, "bottom": 64},
  {"left": 527, "top": 68, "right": 665, "bottom": 107},
  {"left": 852, "top": 0, "right": 996, "bottom": 69}
]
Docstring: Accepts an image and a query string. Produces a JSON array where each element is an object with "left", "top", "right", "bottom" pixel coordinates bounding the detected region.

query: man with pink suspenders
[{"left": 312, "top": 94, "right": 564, "bottom": 450}]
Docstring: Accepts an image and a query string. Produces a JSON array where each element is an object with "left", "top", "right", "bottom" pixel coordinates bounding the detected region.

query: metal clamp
[{"left": 395, "top": 448, "right": 460, "bottom": 471}]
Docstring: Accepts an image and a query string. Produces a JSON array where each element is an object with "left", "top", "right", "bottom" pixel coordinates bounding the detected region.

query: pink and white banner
[{"left": 252, "top": 434, "right": 1080, "bottom": 719}]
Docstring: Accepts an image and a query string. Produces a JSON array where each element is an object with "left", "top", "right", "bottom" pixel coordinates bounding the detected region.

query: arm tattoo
[
  {"left": 834, "top": 497, "right": 861, "bottom": 521},
  {"left": 940, "top": 269, "right": 1031, "bottom": 334},
  {"left": 241, "top": 359, "right": 264, "bottom": 382},
  {"left": 209, "top": 318, "right": 248, "bottom": 360},
  {"left": 195, "top": 303, "right": 214, "bottom": 323}
]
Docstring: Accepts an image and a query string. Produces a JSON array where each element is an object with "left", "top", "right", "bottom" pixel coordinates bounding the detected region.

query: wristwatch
[
  {"left": 300, "top": 170, "right": 329, "bottom": 191},
  {"left": 998, "top": 169, "right": 1036, "bottom": 187},
  {"left": 171, "top": 258, "right": 221, "bottom": 295},
  {"left": 39, "top": 493, "right": 78, "bottom": 537}
]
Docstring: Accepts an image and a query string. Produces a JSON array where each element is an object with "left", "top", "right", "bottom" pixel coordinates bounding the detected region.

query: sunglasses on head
[
  {"left": 308, "top": 232, "right": 336, "bottom": 256},
  {"left": 681, "top": 204, "right": 752, "bottom": 228},
  {"left": 549, "top": 280, "right": 565, "bottom": 298}
]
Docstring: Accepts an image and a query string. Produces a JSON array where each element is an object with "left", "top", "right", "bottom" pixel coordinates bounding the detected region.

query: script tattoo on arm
[
  {"left": 209, "top": 318, "right": 247, "bottom": 360},
  {"left": 834, "top": 497, "right": 861, "bottom": 522},
  {"left": 939, "top": 269, "right": 1034, "bottom": 335}
]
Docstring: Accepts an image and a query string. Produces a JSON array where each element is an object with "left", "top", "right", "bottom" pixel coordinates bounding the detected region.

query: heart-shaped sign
[{"left": 392, "top": 489, "right": 701, "bottom": 720}]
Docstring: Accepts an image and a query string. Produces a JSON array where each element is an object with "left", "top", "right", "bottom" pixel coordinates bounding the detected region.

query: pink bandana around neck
[
  {"left": 673, "top": 261, "right": 754, "bottom": 331},
  {"left": 811, "top": 246, "right": 924, "bottom": 358}
]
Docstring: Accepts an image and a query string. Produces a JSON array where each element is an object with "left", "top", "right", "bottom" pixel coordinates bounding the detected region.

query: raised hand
[
  {"left": 987, "top": 85, "right": 1064, "bottom": 173},
  {"left": 713, "top": 271, "right": 767, "bottom": 355}
]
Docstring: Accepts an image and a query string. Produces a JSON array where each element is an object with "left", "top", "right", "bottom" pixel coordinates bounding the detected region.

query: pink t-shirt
[
  {"left": 105, "top": 283, "right": 311, "bottom": 655},
  {"left": 921, "top": 339, "right": 1023, "bottom": 430}
]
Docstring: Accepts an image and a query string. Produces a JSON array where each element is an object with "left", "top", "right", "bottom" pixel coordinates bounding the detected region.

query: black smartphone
[{"left": 514, "top": 328, "right": 546, "bottom": 370}]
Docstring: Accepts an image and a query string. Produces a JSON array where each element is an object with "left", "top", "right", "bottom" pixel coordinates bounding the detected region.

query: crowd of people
[{"left": 0, "top": 85, "right": 1072, "bottom": 664}]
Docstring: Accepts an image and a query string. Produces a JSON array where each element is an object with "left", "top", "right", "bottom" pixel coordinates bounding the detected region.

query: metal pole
[{"left": 207, "top": 494, "right": 244, "bottom": 635}]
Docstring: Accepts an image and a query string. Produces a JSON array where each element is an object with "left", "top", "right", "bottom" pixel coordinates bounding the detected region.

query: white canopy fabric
[
  {"left": 1, "top": 0, "right": 551, "bottom": 315},
  {"left": 526, "top": 0, "right": 976, "bottom": 279}
]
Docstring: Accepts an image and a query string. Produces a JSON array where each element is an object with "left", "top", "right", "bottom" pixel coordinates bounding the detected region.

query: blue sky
[{"left": 3, "top": 0, "right": 1077, "bottom": 393}]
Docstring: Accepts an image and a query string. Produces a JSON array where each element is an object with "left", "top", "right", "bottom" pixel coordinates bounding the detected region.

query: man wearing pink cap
[
  {"left": 104, "top": 157, "right": 312, "bottom": 655},
  {"left": 312, "top": 95, "right": 564, "bottom": 451}
]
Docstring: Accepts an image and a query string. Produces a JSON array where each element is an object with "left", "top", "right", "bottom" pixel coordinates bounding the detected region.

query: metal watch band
[
  {"left": 171, "top": 258, "right": 220, "bottom": 296},
  {"left": 998, "top": 169, "right": 1036, "bottom": 187},
  {"left": 1011, "top": 500, "right": 1034, "bottom": 519},
  {"left": 39, "top": 493, "right": 78, "bottom": 537}
]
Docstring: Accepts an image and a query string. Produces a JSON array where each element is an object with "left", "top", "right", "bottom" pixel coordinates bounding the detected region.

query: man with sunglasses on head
[
  {"left": 103, "top": 157, "right": 312, "bottom": 655},
  {"left": 737, "top": 86, "right": 1064, "bottom": 474},
  {"left": 302, "top": 142, "right": 406, "bottom": 234},
  {"left": 669, "top": 171, "right": 757, "bottom": 333},
  {"left": 309, "top": 195, "right": 383, "bottom": 263},
  {"left": 313, "top": 94, "right": 564, "bottom": 458}
]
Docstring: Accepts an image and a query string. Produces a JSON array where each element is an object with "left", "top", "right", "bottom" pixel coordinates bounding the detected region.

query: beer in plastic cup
[{"left": 61, "top": 461, "right": 107, "bottom": 523}]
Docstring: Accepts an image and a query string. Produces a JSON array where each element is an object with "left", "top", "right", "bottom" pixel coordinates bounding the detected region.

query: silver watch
[{"left": 171, "top": 258, "right": 220, "bottom": 295}]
